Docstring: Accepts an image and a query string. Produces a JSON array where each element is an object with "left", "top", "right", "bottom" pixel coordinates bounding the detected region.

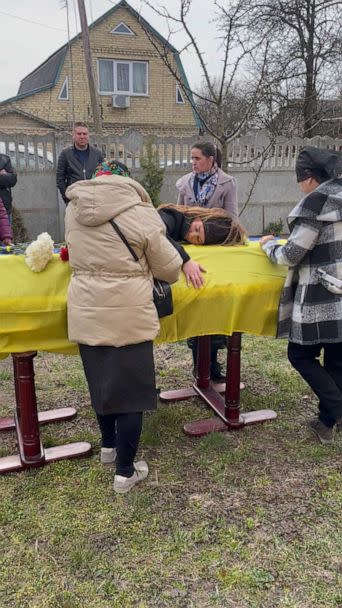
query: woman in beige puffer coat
[{"left": 65, "top": 160, "right": 182, "bottom": 494}]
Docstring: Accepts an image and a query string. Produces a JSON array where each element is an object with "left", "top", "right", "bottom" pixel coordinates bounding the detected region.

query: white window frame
[
  {"left": 58, "top": 77, "right": 69, "bottom": 101},
  {"left": 115, "top": 61, "right": 131, "bottom": 95},
  {"left": 97, "top": 59, "right": 149, "bottom": 96},
  {"left": 176, "top": 84, "right": 186, "bottom": 104},
  {"left": 110, "top": 22, "right": 135, "bottom": 36}
]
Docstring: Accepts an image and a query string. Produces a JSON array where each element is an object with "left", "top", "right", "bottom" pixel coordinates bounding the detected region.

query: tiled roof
[{"left": 18, "top": 47, "right": 67, "bottom": 97}]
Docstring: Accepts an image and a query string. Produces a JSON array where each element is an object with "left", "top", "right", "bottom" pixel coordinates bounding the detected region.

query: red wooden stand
[
  {"left": 159, "top": 333, "right": 276, "bottom": 436},
  {"left": 0, "top": 352, "right": 92, "bottom": 473}
]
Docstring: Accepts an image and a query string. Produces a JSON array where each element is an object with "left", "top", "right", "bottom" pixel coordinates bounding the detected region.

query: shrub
[
  {"left": 262, "top": 219, "right": 284, "bottom": 236},
  {"left": 139, "top": 138, "right": 165, "bottom": 207},
  {"left": 12, "top": 205, "right": 28, "bottom": 242}
]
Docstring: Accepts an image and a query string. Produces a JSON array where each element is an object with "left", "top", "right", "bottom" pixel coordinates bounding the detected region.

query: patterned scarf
[
  {"left": 191, "top": 169, "right": 219, "bottom": 206},
  {"left": 92, "top": 159, "right": 130, "bottom": 179}
]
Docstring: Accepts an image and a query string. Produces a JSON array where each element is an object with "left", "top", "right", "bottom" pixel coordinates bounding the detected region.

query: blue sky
[{"left": 0, "top": 0, "right": 219, "bottom": 101}]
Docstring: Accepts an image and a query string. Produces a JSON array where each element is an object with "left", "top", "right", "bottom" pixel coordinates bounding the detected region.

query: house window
[
  {"left": 98, "top": 60, "right": 148, "bottom": 96},
  {"left": 58, "top": 77, "right": 69, "bottom": 100},
  {"left": 176, "top": 85, "right": 185, "bottom": 104},
  {"left": 110, "top": 22, "right": 135, "bottom": 36}
]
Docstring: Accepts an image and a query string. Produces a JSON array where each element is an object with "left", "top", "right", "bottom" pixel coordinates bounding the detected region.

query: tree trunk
[
  {"left": 221, "top": 142, "right": 228, "bottom": 171},
  {"left": 303, "top": 14, "right": 317, "bottom": 138}
]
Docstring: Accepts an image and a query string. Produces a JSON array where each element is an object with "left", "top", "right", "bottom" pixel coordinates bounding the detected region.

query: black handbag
[
  {"left": 152, "top": 278, "right": 173, "bottom": 318},
  {"left": 109, "top": 219, "right": 173, "bottom": 318}
]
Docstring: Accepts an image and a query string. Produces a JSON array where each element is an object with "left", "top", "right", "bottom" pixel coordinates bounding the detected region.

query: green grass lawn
[{"left": 0, "top": 337, "right": 341, "bottom": 608}]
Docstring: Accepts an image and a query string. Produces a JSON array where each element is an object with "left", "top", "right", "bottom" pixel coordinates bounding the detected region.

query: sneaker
[
  {"left": 113, "top": 461, "right": 149, "bottom": 494},
  {"left": 308, "top": 418, "right": 334, "bottom": 445},
  {"left": 101, "top": 447, "right": 117, "bottom": 464}
]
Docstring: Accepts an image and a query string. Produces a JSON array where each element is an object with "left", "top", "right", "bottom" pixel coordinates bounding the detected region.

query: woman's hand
[
  {"left": 182, "top": 259, "right": 206, "bottom": 288},
  {"left": 259, "top": 235, "right": 276, "bottom": 246},
  {"left": 2, "top": 238, "right": 12, "bottom": 246}
]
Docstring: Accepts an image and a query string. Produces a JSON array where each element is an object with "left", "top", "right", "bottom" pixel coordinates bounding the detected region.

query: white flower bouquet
[{"left": 25, "top": 232, "right": 54, "bottom": 272}]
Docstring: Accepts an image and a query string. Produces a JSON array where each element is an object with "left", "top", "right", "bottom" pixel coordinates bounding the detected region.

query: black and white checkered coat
[{"left": 262, "top": 178, "right": 342, "bottom": 344}]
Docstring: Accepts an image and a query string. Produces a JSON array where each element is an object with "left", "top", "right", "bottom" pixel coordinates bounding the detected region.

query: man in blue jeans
[{"left": 260, "top": 146, "right": 342, "bottom": 444}]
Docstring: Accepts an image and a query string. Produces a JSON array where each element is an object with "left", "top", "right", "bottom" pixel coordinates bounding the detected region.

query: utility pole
[{"left": 77, "top": 0, "right": 102, "bottom": 134}]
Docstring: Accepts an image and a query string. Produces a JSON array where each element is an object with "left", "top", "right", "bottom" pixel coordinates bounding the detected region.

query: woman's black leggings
[{"left": 96, "top": 411, "right": 143, "bottom": 477}]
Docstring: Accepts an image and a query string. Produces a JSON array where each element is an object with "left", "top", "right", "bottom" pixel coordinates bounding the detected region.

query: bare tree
[
  {"left": 234, "top": 0, "right": 342, "bottom": 138},
  {"left": 195, "top": 80, "right": 256, "bottom": 138},
  {"left": 139, "top": 0, "right": 272, "bottom": 168}
]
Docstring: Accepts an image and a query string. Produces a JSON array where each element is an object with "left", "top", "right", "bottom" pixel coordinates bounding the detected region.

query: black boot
[
  {"left": 187, "top": 337, "right": 198, "bottom": 378},
  {"left": 188, "top": 336, "right": 227, "bottom": 381},
  {"left": 210, "top": 348, "right": 226, "bottom": 381}
]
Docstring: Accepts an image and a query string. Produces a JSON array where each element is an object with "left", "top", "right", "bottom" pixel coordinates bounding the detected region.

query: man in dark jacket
[
  {"left": 56, "top": 121, "right": 104, "bottom": 205},
  {"left": 0, "top": 153, "right": 17, "bottom": 221}
]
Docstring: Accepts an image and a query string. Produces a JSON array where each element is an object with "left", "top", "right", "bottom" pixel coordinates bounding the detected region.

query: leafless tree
[
  {"left": 195, "top": 80, "right": 256, "bottom": 138},
  {"left": 234, "top": 0, "right": 342, "bottom": 138},
  {"left": 139, "top": 0, "right": 273, "bottom": 168}
]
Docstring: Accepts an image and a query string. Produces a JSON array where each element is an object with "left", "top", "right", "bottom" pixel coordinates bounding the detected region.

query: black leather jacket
[
  {"left": 56, "top": 145, "right": 104, "bottom": 204},
  {"left": 0, "top": 154, "right": 17, "bottom": 213}
]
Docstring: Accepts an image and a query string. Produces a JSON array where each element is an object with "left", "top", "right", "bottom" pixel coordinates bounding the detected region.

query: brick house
[{"left": 0, "top": 0, "right": 200, "bottom": 137}]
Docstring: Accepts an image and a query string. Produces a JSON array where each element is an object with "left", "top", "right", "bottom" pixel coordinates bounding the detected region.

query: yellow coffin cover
[{"left": 0, "top": 242, "right": 286, "bottom": 357}]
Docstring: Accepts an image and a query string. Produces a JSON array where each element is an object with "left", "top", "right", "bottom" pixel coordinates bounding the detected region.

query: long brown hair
[{"left": 159, "top": 204, "right": 247, "bottom": 245}]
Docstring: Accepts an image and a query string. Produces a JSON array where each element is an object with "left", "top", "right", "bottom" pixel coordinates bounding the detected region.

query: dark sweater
[{"left": 158, "top": 208, "right": 190, "bottom": 264}]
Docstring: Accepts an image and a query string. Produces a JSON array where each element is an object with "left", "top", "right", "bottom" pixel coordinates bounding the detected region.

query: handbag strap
[{"left": 109, "top": 219, "right": 139, "bottom": 262}]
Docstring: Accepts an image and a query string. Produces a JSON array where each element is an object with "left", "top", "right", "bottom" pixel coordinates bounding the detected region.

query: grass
[{"left": 0, "top": 337, "right": 341, "bottom": 608}]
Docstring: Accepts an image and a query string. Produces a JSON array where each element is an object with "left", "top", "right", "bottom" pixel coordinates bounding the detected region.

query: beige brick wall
[
  {"left": 2, "top": 7, "right": 198, "bottom": 136},
  {"left": 0, "top": 112, "right": 53, "bottom": 134}
]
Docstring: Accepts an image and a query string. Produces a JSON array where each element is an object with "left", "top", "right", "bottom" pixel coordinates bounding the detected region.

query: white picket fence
[{"left": 2, "top": 130, "right": 342, "bottom": 172}]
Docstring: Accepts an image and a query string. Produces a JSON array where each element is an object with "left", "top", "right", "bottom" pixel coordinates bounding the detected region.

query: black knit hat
[
  {"left": 203, "top": 218, "right": 231, "bottom": 245},
  {"left": 295, "top": 146, "right": 342, "bottom": 183}
]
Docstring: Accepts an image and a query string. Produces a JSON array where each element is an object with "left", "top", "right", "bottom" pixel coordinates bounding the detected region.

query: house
[{"left": 0, "top": 0, "right": 200, "bottom": 137}]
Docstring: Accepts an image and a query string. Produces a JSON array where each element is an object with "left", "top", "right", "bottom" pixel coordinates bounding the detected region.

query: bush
[
  {"left": 139, "top": 138, "right": 165, "bottom": 207},
  {"left": 262, "top": 219, "right": 284, "bottom": 236},
  {"left": 12, "top": 205, "right": 28, "bottom": 242}
]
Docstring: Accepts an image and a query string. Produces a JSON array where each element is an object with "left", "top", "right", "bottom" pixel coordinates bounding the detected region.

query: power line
[{"left": 0, "top": 9, "right": 66, "bottom": 32}]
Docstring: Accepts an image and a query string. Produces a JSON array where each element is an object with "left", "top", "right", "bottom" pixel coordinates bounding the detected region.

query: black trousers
[
  {"left": 96, "top": 412, "right": 143, "bottom": 477},
  {"left": 287, "top": 341, "right": 342, "bottom": 427},
  {"left": 187, "top": 335, "right": 227, "bottom": 362}
]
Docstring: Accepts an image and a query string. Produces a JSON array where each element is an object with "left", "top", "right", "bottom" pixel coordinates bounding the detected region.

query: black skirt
[{"left": 78, "top": 341, "right": 157, "bottom": 415}]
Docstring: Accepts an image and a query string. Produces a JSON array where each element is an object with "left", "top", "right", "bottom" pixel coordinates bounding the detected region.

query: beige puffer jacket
[{"left": 65, "top": 175, "right": 182, "bottom": 347}]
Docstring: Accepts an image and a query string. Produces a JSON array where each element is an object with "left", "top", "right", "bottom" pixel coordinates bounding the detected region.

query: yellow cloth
[{"left": 0, "top": 243, "right": 286, "bottom": 357}]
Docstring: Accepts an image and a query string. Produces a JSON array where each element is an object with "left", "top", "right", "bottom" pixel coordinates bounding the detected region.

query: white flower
[
  {"left": 37, "top": 232, "right": 54, "bottom": 249},
  {"left": 25, "top": 232, "right": 54, "bottom": 272}
]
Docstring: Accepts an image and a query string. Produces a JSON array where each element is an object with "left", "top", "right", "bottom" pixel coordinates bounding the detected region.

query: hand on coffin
[{"left": 182, "top": 259, "right": 206, "bottom": 289}]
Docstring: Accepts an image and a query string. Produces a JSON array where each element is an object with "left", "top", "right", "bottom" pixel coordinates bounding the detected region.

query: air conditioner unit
[{"left": 112, "top": 94, "right": 130, "bottom": 108}]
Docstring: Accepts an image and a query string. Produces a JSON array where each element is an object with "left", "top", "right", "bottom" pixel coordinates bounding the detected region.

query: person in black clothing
[
  {"left": 0, "top": 153, "right": 17, "bottom": 223},
  {"left": 56, "top": 121, "right": 104, "bottom": 205},
  {"left": 158, "top": 204, "right": 247, "bottom": 380}
]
